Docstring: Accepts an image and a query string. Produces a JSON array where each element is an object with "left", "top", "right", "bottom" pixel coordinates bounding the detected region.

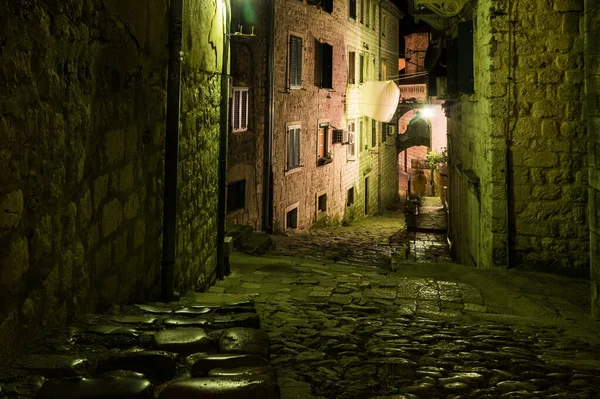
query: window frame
[
  {"left": 288, "top": 33, "right": 303, "bottom": 90},
  {"left": 231, "top": 86, "right": 249, "bottom": 133},
  {"left": 317, "top": 122, "right": 330, "bottom": 161},
  {"left": 347, "top": 120, "right": 356, "bottom": 158},
  {"left": 348, "top": 50, "right": 356, "bottom": 85},
  {"left": 286, "top": 122, "right": 302, "bottom": 172}
]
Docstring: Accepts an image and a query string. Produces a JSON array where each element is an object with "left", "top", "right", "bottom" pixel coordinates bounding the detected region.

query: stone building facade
[
  {"left": 447, "top": 0, "right": 590, "bottom": 278},
  {"left": 0, "top": 1, "right": 224, "bottom": 359},
  {"left": 227, "top": 0, "right": 403, "bottom": 232}
]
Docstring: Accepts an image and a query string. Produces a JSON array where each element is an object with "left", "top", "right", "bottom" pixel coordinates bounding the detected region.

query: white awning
[{"left": 359, "top": 80, "right": 400, "bottom": 123}]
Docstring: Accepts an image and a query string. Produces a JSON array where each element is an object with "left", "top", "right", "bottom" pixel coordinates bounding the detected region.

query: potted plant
[{"left": 317, "top": 151, "right": 333, "bottom": 166}]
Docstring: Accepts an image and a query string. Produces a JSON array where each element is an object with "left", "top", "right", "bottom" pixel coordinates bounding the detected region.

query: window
[
  {"left": 286, "top": 207, "right": 298, "bottom": 230},
  {"left": 371, "top": 119, "right": 376, "bottom": 147},
  {"left": 347, "top": 187, "right": 354, "bottom": 206},
  {"left": 318, "top": 42, "right": 333, "bottom": 89},
  {"left": 318, "top": 194, "right": 327, "bottom": 213},
  {"left": 231, "top": 87, "right": 249, "bottom": 132},
  {"left": 360, "top": 118, "right": 366, "bottom": 152},
  {"left": 382, "top": 61, "right": 387, "bottom": 80},
  {"left": 359, "top": 54, "right": 364, "bottom": 83},
  {"left": 349, "top": 0, "right": 356, "bottom": 19},
  {"left": 382, "top": 15, "right": 386, "bottom": 36},
  {"left": 348, "top": 51, "right": 356, "bottom": 84},
  {"left": 227, "top": 179, "right": 246, "bottom": 213},
  {"left": 365, "top": 0, "right": 370, "bottom": 26},
  {"left": 347, "top": 121, "right": 356, "bottom": 157},
  {"left": 382, "top": 123, "right": 388, "bottom": 142},
  {"left": 318, "top": 123, "right": 329, "bottom": 159},
  {"left": 360, "top": 0, "right": 364, "bottom": 23},
  {"left": 287, "top": 125, "right": 301, "bottom": 170},
  {"left": 322, "top": 0, "right": 333, "bottom": 13},
  {"left": 289, "top": 35, "right": 303, "bottom": 89},
  {"left": 371, "top": 2, "right": 376, "bottom": 29}
]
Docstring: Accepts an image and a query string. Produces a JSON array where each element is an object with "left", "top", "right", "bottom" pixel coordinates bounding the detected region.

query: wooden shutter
[
  {"left": 241, "top": 90, "right": 248, "bottom": 130},
  {"left": 290, "top": 36, "right": 302, "bottom": 88},
  {"left": 233, "top": 89, "right": 240, "bottom": 131},
  {"left": 348, "top": 52, "right": 355, "bottom": 84},
  {"left": 371, "top": 119, "right": 376, "bottom": 147},
  {"left": 294, "top": 128, "right": 301, "bottom": 168}
]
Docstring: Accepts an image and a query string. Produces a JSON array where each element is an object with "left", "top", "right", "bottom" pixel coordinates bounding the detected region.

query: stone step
[{"left": 241, "top": 232, "right": 274, "bottom": 256}]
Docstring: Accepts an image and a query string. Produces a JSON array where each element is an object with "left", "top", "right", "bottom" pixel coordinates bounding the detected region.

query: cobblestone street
[{"left": 3, "top": 214, "right": 600, "bottom": 398}]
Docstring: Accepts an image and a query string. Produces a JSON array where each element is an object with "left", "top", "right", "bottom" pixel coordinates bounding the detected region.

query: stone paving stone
[
  {"left": 364, "top": 288, "right": 397, "bottom": 300},
  {"left": 190, "top": 354, "right": 269, "bottom": 377},
  {"left": 208, "top": 365, "right": 277, "bottom": 380},
  {"left": 12, "top": 355, "right": 89, "bottom": 377},
  {"left": 96, "top": 350, "right": 177, "bottom": 383},
  {"left": 35, "top": 377, "right": 154, "bottom": 399},
  {"left": 164, "top": 317, "right": 210, "bottom": 327},
  {"left": 212, "top": 313, "right": 260, "bottom": 329},
  {"left": 329, "top": 294, "right": 353, "bottom": 305},
  {"left": 107, "top": 315, "right": 159, "bottom": 324},
  {"left": 136, "top": 304, "right": 175, "bottom": 314},
  {"left": 153, "top": 328, "right": 213, "bottom": 355},
  {"left": 219, "top": 328, "right": 270, "bottom": 359},
  {"left": 158, "top": 375, "right": 278, "bottom": 399},
  {"left": 87, "top": 324, "right": 139, "bottom": 336},
  {"left": 174, "top": 307, "right": 212, "bottom": 315}
]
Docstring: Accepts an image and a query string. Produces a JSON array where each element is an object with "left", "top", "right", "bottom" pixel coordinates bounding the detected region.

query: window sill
[
  {"left": 317, "top": 157, "right": 333, "bottom": 167},
  {"left": 285, "top": 166, "right": 303, "bottom": 177}
]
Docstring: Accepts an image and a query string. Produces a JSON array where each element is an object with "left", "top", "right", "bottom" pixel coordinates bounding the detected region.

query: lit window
[{"left": 289, "top": 35, "right": 303, "bottom": 89}]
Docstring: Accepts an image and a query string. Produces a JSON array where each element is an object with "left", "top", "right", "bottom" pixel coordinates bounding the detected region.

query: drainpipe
[
  {"left": 377, "top": 0, "right": 382, "bottom": 215},
  {"left": 161, "top": 0, "right": 184, "bottom": 302},
  {"left": 505, "top": 0, "right": 515, "bottom": 268},
  {"left": 217, "top": 0, "right": 231, "bottom": 280},
  {"left": 263, "top": 0, "right": 275, "bottom": 232}
]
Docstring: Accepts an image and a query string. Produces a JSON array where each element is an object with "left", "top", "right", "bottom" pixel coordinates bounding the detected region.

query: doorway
[{"left": 364, "top": 177, "right": 369, "bottom": 215}]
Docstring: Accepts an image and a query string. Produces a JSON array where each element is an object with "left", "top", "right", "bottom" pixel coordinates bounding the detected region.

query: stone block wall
[
  {"left": 448, "top": 0, "right": 589, "bottom": 274},
  {"left": 586, "top": 0, "right": 600, "bottom": 316},
  {"left": 0, "top": 0, "right": 223, "bottom": 360}
]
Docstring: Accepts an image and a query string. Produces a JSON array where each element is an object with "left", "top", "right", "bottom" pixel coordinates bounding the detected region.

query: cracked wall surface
[{"left": 0, "top": 0, "right": 223, "bottom": 360}]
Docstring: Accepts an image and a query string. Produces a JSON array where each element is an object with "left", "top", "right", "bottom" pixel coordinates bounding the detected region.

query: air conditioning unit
[
  {"left": 436, "top": 77, "right": 449, "bottom": 99},
  {"left": 333, "top": 129, "right": 344, "bottom": 144}
]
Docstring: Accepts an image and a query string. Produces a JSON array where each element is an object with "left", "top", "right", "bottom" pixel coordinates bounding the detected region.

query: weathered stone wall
[
  {"left": 270, "top": 0, "right": 401, "bottom": 231},
  {"left": 0, "top": 0, "right": 223, "bottom": 360},
  {"left": 227, "top": 0, "right": 268, "bottom": 231},
  {"left": 449, "top": 0, "right": 589, "bottom": 274},
  {"left": 586, "top": 0, "right": 600, "bottom": 316}
]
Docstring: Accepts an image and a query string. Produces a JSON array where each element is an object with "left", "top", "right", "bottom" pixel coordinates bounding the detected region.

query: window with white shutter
[
  {"left": 347, "top": 121, "right": 356, "bottom": 157},
  {"left": 289, "top": 35, "right": 303, "bottom": 89},
  {"left": 231, "top": 87, "right": 249, "bottom": 132},
  {"left": 287, "top": 125, "right": 301, "bottom": 170}
]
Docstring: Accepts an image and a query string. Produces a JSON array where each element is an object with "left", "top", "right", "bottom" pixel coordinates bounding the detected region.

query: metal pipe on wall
[
  {"left": 217, "top": 0, "right": 231, "bottom": 280},
  {"left": 161, "top": 0, "right": 184, "bottom": 302},
  {"left": 263, "top": 0, "right": 275, "bottom": 233}
]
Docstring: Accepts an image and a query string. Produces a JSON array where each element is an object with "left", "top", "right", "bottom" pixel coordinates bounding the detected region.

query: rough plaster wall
[
  {"left": 0, "top": 0, "right": 223, "bottom": 360},
  {"left": 449, "top": 0, "right": 588, "bottom": 274},
  {"left": 270, "top": 0, "right": 400, "bottom": 231},
  {"left": 586, "top": 0, "right": 600, "bottom": 316}
]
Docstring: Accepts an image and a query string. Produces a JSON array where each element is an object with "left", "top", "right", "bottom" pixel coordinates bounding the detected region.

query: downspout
[
  {"left": 217, "top": 0, "right": 231, "bottom": 280},
  {"left": 263, "top": 0, "right": 275, "bottom": 232},
  {"left": 377, "top": 0, "right": 382, "bottom": 215},
  {"left": 161, "top": 0, "right": 184, "bottom": 302},
  {"left": 504, "top": 0, "right": 515, "bottom": 268}
]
